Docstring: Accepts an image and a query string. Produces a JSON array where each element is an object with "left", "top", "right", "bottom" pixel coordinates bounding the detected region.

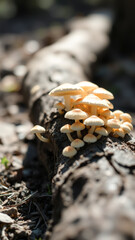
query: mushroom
[
  {"left": 106, "top": 119, "right": 121, "bottom": 129},
  {"left": 70, "top": 122, "right": 85, "bottom": 138},
  {"left": 102, "top": 99, "right": 114, "bottom": 109},
  {"left": 121, "top": 122, "right": 133, "bottom": 130},
  {"left": 71, "top": 139, "right": 85, "bottom": 149},
  {"left": 65, "top": 109, "right": 88, "bottom": 137},
  {"left": 30, "top": 125, "right": 49, "bottom": 142},
  {"left": 49, "top": 83, "right": 84, "bottom": 111},
  {"left": 55, "top": 102, "right": 65, "bottom": 114},
  {"left": 60, "top": 124, "right": 74, "bottom": 142},
  {"left": 75, "top": 81, "right": 98, "bottom": 96},
  {"left": 112, "top": 128, "right": 125, "bottom": 138},
  {"left": 75, "top": 94, "right": 109, "bottom": 115},
  {"left": 83, "top": 133, "right": 97, "bottom": 143},
  {"left": 113, "top": 110, "right": 123, "bottom": 119},
  {"left": 84, "top": 115, "right": 104, "bottom": 134},
  {"left": 93, "top": 87, "right": 114, "bottom": 100},
  {"left": 120, "top": 113, "right": 132, "bottom": 123},
  {"left": 120, "top": 123, "right": 131, "bottom": 134},
  {"left": 62, "top": 146, "right": 77, "bottom": 158},
  {"left": 95, "top": 127, "right": 108, "bottom": 140}
]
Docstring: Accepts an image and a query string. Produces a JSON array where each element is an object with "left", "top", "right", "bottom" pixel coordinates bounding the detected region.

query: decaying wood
[{"left": 22, "top": 11, "right": 135, "bottom": 240}]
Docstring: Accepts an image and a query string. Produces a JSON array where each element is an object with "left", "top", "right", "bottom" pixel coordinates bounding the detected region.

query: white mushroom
[{"left": 30, "top": 125, "right": 49, "bottom": 142}]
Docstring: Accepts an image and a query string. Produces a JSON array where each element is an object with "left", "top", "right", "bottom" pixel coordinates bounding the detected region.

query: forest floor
[{"left": 0, "top": 15, "right": 135, "bottom": 240}]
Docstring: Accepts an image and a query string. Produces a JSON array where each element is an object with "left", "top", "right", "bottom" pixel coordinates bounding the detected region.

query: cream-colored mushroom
[
  {"left": 71, "top": 122, "right": 85, "bottom": 138},
  {"left": 71, "top": 139, "right": 84, "bottom": 149},
  {"left": 95, "top": 127, "right": 108, "bottom": 140},
  {"left": 75, "top": 81, "right": 98, "bottom": 96},
  {"left": 84, "top": 115, "right": 104, "bottom": 134},
  {"left": 62, "top": 146, "right": 77, "bottom": 158},
  {"left": 120, "top": 113, "right": 132, "bottom": 123},
  {"left": 93, "top": 87, "right": 114, "bottom": 100},
  {"left": 83, "top": 133, "right": 97, "bottom": 143},
  {"left": 65, "top": 109, "right": 88, "bottom": 138},
  {"left": 49, "top": 83, "right": 84, "bottom": 111},
  {"left": 60, "top": 124, "right": 74, "bottom": 142},
  {"left": 30, "top": 125, "right": 49, "bottom": 142},
  {"left": 74, "top": 94, "right": 109, "bottom": 115},
  {"left": 112, "top": 128, "right": 125, "bottom": 138},
  {"left": 55, "top": 102, "right": 65, "bottom": 114}
]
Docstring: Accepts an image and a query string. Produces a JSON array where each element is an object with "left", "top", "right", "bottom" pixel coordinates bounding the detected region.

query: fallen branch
[{"left": 22, "top": 10, "right": 135, "bottom": 240}]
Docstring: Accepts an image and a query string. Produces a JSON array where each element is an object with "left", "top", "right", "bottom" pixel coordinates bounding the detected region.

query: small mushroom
[
  {"left": 49, "top": 83, "right": 84, "bottom": 111},
  {"left": 65, "top": 109, "right": 88, "bottom": 134},
  {"left": 55, "top": 102, "right": 65, "bottom": 114},
  {"left": 71, "top": 122, "right": 85, "bottom": 138},
  {"left": 93, "top": 87, "right": 114, "bottom": 100},
  {"left": 30, "top": 125, "right": 49, "bottom": 142},
  {"left": 76, "top": 94, "right": 109, "bottom": 115},
  {"left": 112, "top": 128, "right": 125, "bottom": 138},
  {"left": 113, "top": 110, "right": 123, "bottom": 119},
  {"left": 83, "top": 133, "right": 97, "bottom": 143},
  {"left": 95, "top": 127, "right": 108, "bottom": 140},
  {"left": 106, "top": 119, "right": 121, "bottom": 129},
  {"left": 120, "top": 113, "right": 132, "bottom": 123},
  {"left": 121, "top": 123, "right": 131, "bottom": 134},
  {"left": 75, "top": 81, "right": 98, "bottom": 96},
  {"left": 84, "top": 115, "right": 104, "bottom": 134},
  {"left": 60, "top": 124, "right": 74, "bottom": 142},
  {"left": 62, "top": 146, "right": 77, "bottom": 158},
  {"left": 71, "top": 139, "right": 84, "bottom": 149}
]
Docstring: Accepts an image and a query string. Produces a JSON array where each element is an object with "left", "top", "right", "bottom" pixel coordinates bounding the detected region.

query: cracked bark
[{"left": 22, "top": 10, "right": 135, "bottom": 240}]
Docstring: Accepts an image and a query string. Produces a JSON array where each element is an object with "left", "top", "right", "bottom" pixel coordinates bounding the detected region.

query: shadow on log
[{"left": 22, "top": 10, "right": 135, "bottom": 240}]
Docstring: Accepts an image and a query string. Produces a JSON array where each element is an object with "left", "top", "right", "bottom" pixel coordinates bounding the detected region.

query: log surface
[{"left": 22, "top": 11, "right": 135, "bottom": 240}]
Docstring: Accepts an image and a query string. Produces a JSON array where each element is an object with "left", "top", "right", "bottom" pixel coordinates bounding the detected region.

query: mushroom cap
[
  {"left": 93, "top": 87, "right": 114, "bottom": 100},
  {"left": 113, "top": 128, "right": 125, "bottom": 138},
  {"left": 62, "top": 146, "right": 77, "bottom": 157},
  {"left": 102, "top": 99, "right": 114, "bottom": 109},
  {"left": 65, "top": 109, "right": 88, "bottom": 120},
  {"left": 49, "top": 83, "right": 84, "bottom": 96},
  {"left": 30, "top": 125, "right": 45, "bottom": 134},
  {"left": 77, "top": 94, "right": 109, "bottom": 108},
  {"left": 71, "top": 122, "right": 85, "bottom": 131},
  {"left": 75, "top": 81, "right": 98, "bottom": 92},
  {"left": 98, "top": 108, "right": 112, "bottom": 117},
  {"left": 71, "top": 139, "right": 84, "bottom": 148},
  {"left": 113, "top": 110, "right": 123, "bottom": 119},
  {"left": 55, "top": 102, "right": 65, "bottom": 110},
  {"left": 83, "top": 133, "right": 97, "bottom": 143},
  {"left": 95, "top": 127, "right": 108, "bottom": 136},
  {"left": 84, "top": 115, "right": 104, "bottom": 126},
  {"left": 121, "top": 123, "right": 131, "bottom": 133},
  {"left": 107, "top": 119, "right": 120, "bottom": 128},
  {"left": 120, "top": 113, "right": 132, "bottom": 123},
  {"left": 60, "top": 124, "right": 73, "bottom": 133},
  {"left": 122, "top": 122, "right": 133, "bottom": 130}
]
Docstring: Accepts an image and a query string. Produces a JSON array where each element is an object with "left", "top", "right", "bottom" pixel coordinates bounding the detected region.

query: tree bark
[{"left": 22, "top": 11, "right": 135, "bottom": 240}]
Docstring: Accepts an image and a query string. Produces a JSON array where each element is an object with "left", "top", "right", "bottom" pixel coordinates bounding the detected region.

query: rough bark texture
[{"left": 22, "top": 11, "right": 135, "bottom": 240}]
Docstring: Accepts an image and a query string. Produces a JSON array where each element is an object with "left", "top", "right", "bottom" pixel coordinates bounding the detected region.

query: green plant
[{"left": 1, "top": 157, "right": 9, "bottom": 169}]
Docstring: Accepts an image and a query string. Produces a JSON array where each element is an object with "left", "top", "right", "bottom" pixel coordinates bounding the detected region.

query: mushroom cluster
[{"left": 30, "top": 81, "right": 133, "bottom": 158}]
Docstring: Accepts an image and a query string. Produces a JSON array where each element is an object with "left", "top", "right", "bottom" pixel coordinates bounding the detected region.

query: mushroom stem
[
  {"left": 64, "top": 95, "right": 71, "bottom": 111},
  {"left": 77, "top": 130, "right": 82, "bottom": 139},
  {"left": 67, "top": 133, "right": 74, "bottom": 142},
  {"left": 97, "top": 134, "right": 102, "bottom": 140},
  {"left": 88, "top": 125, "right": 95, "bottom": 134},
  {"left": 91, "top": 106, "right": 97, "bottom": 115},
  {"left": 36, "top": 133, "right": 49, "bottom": 143}
]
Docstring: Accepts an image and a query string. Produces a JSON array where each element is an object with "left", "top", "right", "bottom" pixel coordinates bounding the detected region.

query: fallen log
[{"left": 22, "top": 11, "right": 135, "bottom": 240}]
